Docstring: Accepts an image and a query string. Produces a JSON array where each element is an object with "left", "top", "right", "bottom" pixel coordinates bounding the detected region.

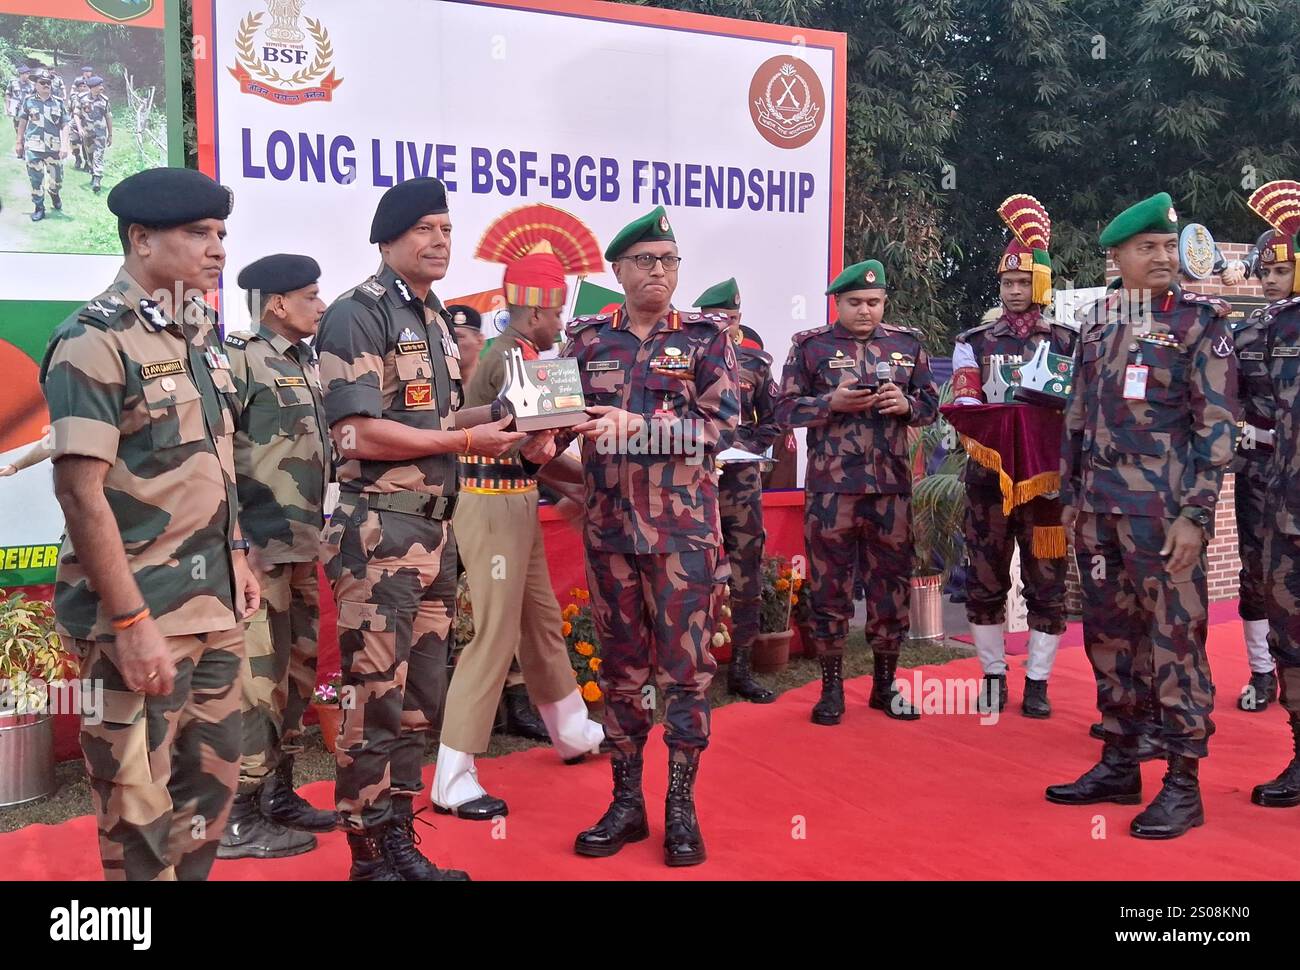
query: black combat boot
[
  {"left": 261, "top": 756, "right": 337, "bottom": 832},
  {"left": 868, "top": 652, "right": 919, "bottom": 720},
  {"left": 727, "top": 644, "right": 775, "bottom": 703},
  {"left": 810, "top": 655, "right": 845, "bottom": 726},
  {"left": 1251, "top": 714, "right": 1300, "bottom": 808},
  {"left": 382, "top": 797, "right": 470, "bottom": 881},
  {"left": 1045, "top": 739, "right": 1143, "bottom": 806},
  {"left": 30, "top": 203, "right": 44, "bottom": 222},
  {"left": 91, "top": 176, "right": 102, "bottom": 194},
  {"left": 976, "top": 673, "right": 1007, "bottom": 715},
  {"left": 215, "top": 789, "right": 317, "bottom": 860},
  {"left": 346, "top": 823, "right": 403, "bottom": 881},
  {"left": 50, "top": 191, "right": 61, "bottom": 211},
  {"left": 1238, "top": 670, "right": 1279, "bottom": 713},
  {"left": 574, "top": 756, "right": 649, "bottom": 857},
  {"left": 503, "top": 685, "right": 550, "bottom": 742},
  {"left": 1092, "top": 692, "right": 1162, "bottom": 761},
  {"left": 1130, "top": 754, "right": 1204, "bottom": 839},
  {"left": 1022, "top": 677, "right": 1051, "bottom": 718},
  {"left": 663, "top": 760, "right": 705, "bottom": 867}
]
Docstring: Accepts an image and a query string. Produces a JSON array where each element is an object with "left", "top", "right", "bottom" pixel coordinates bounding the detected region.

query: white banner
[{"left": 197, "top": 0, "right": 846, "bottom": 376}]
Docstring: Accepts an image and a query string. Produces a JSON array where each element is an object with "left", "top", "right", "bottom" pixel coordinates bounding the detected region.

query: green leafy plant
[
  {"left": 759, "top": 555, "right": 796, "bottom": 634},
  {"left": 909, "top": 380, "right": 968, "bottom": 580},
  {"left": 0, "top": 594, "right": 73, "bottom": 717},
  {"left": 561, "top": 588, "right": 602, "bottom": 703}
]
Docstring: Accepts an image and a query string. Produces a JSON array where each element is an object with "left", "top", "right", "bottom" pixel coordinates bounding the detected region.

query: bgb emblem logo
[
  {"left": 229, "top": 0, "right": 343, "bottom": 106},
  {"left": 748, "top": 56, "right": 826, "bottom": 150}
]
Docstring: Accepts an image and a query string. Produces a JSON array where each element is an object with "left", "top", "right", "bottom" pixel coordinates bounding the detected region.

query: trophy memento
[
  {"left": 497, "top": 346, "right": 587, "bottom": 432},
  {"left": 1011, "top": 341, "right": 1074, "bottom": 410},
  {"left": 983, "top": 353, "right": 1023, "bottom": 403},
  {"left": 1179, "top": 223, "right": 1226, "bottom": 280}
]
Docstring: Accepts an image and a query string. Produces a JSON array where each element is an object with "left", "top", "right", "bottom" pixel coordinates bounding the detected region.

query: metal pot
[
  {"left": 0, "top": 711, "right": 55, "bottom": 807},
  {"left": 909, "top": 573, "right": 945, "bottom": 642}
]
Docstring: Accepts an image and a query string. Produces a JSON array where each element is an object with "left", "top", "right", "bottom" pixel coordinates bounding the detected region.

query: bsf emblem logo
[
  {"left": 749, "top": 57, "right": 826, "bottom": 150},
  {"left": 229, "top": 0, "right": 344, "bottom": 106}
]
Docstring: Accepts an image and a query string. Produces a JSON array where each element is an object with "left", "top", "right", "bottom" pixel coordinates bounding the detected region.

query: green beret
[
  {"left": 604, "top": 206, "right": 675, "bottom": 261},
  {"left": 826, "top": 259, "right": 886, "bottom": 295},
  {"left": 694, "top": 277, "right": 740, "bottom": 310},
  {"left": 1099, "top": 192, "right": 1179, "bottom": 247}
]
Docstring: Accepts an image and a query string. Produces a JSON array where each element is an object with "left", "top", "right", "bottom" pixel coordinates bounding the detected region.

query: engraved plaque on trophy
[{"left": 497, "top": 346, "right": 587, "bottom": 432}]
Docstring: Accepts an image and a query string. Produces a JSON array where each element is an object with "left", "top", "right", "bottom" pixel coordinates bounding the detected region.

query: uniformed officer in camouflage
[
  {"left": 694, "top": 277, "right": 779, "bottom": 703},
  {"left": 4, "top": 65, "right": 32, "bottom": 133},
  {"left": 40, "top": 167, "right": 260, "bottom": 880},
  {"left": 68, "top": 78, "right": 89, "bottom": 170},
  {"left": 951, "top": 196, "right": 1076, "bottom": 718},
  {"left": 776, "top": 260, "right": 938, "bottom": 727},
  {"left": 1047, "top": 192, "right": 1237, "bottom": 840},
  {"left": 316, "top": 177, "right": 528, "bottom": 880},
  {"left": 78, "top": 76, "right": 112, "bottom": 194},
  {"left": 551, "top": 207, "right": 738, "bottom": 866},
  {"left": 14, "top": 71, "right": 70, "bottom": 222},
  {"left": 216, "top": 254, "right": 338, "bottom": 861}
]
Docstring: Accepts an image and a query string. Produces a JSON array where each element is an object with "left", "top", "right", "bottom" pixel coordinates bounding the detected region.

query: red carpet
[{"left": 4, "top": 611, "right": 1298, "bottom": 880}]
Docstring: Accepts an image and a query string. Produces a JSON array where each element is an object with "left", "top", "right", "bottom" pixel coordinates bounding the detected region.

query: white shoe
[
  {"left": 431, "top": 744, "right": 495, "bottom": 814},
  {"left": 536, "top": 689, "right": 605, "bottom": 761}
]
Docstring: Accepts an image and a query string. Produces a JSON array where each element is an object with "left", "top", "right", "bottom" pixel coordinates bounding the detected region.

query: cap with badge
[
  {"left": 604, "top": 206, "right": 676, "bottom": 261},
  {"left": 1098, "top": 191, "right": 1179, "bottom": 247},
  {"left": 826, "top": 259, "right": 886, "bottom": 295},
  {"left": 1247, "top": 180, "right": 1300, "bottom": 294},
  {"left": 237, "top": 254, "right": 320, "bottom": 296},
  {"left": 369, "top": 176, "right": 448, "bottom": 245},
  {"left": 694, "top": 278, "right": 740, "bottom": 310},
  {"left": 107, "top": 167, "right": 234, "bottom": 227}
]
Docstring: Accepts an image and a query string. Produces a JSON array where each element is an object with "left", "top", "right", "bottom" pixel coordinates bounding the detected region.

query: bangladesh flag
[{"left": 572, "top": 280, "right": 623, "bottom": 317}]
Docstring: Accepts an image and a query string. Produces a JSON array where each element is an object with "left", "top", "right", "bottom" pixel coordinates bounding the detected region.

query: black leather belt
[{"left": 359, "top": 490, "right": 458, "bottom": 520}]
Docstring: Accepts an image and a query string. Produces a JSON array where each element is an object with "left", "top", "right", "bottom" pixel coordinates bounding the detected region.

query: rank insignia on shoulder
[{"left": 359, "top": 278, "right": 386, "bottom": 299}]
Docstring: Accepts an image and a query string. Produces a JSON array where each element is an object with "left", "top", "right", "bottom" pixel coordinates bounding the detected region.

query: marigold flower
[
  {"left": 581, "top": 681, "right": 603, "bottom": 702},
  {"left": 575, "top": 641, "right": 594, "bottom": 656},
  {"left": 562, "top": 622, "right": 573, "bottom": 637},
  {"left": 589, "top": 657, "right": 602, "bottom": 671},
  {"left": 775, "top": 578, "right": 790, "bottom": 591}
]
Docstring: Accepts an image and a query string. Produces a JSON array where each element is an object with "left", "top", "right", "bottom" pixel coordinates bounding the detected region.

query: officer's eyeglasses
[{"left": 618, "top": 254, "right": 683, "bottom": 271}]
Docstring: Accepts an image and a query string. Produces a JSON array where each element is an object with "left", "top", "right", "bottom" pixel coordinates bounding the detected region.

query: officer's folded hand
[
  {"left": 829, "top": 385, "right": 876, "bottom": 413},
  {"left": 1161, "top": 517, "right": 1204, "bottom": 576},
  {"left": 117, "top": 617, "right": 176, "bottom": 697},
  {"left": 468, "top": 415, "right": 528, "bottom": 458},
  {"left": 573, "top": 405, "right": 646, "bottom": 442},
  {"left": 520, "top": 429, "right": 558, "bottom": 464}
]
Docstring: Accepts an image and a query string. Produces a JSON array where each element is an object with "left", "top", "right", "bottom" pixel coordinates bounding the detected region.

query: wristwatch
[
  {"left": 1179, "top": 506, "right": 1212, "bottom": 530},
  {"left": 230, "top": 538, "right": 251, "bottom": 553}
]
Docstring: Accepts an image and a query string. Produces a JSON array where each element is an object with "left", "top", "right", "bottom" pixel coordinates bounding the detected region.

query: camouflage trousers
[
  {"left": 805, "top": 491, "right": 911, "bottom": 658},
  {"left": 963, "top": 486, "right": 1066, "bottom": 634},
  {"left": 322, "top": 492, "right": 456, "bottom": 830},
  {"left": 1263, "top": 530, "right": 1300, "bottom": 717},
  {"left": 1075, "top": 512, "right": 1215, "bottom": 757},
  {"left": 85, "top": 132, "right": 107, "bottom": 177},
  {"left": 585, "top": 548, "right": 720, "bottom": 763},
  {"left": 1235, "top": 462, "right": 1270, "bottom": 622},
  {"left": 75, "top": 628, "right": 243, "bottom": 881},
  {"left": 25, "top": 151, "right": 61, "bottom": 205},
  {"left": 720, "top": 462, "right": 766, "bottom": 649},
  {"left": 236, "top": 559, "right": 319, "bottom": 791}
]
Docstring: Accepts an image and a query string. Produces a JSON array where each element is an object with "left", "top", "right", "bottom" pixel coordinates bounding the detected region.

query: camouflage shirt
[
  {"left": 19, "top": 93, "right": 68, "bottom": 155},
  {"left": 5, "top": 77, "right": 32, "bottom": 118},
  {"left": 775, "top": 320, "right": 939, "bottom": 495},
  {"left": 1261, "top": 297, "right": 1300, "bottom": 534},
  {"left": 316, "top": 263, "right": 462, "bottom": 497},
  {"left": 40, "top": 269, "right": 242, "bottom": 640},
  {"left": 558, "top": 306, "right": 740, "bottom": 554},
  {"left": 80, "top": 92, "right": 110, "bottom": 135},
  {"left": 725, "top": 339, "right": 781, "bottom": 457},
  {"left": 1232, "top": 305, "right": 1275, "bottom": 470},
  {"left": 225, "top": 323, "right": 331, "bottom": 563},
  {"left": 1061, "top": 284, "right": 1238, "bottom": 520}
]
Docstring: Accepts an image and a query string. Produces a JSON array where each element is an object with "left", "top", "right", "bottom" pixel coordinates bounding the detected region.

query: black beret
[
  {"left": 237, "top": 254, "right": 321, "bottom": 296},
  {"left": 370, "top": 177, "right": 448, "bottom": 244},
  {"left": 108, "top": 167, "right": 234, "bottom": 227},
  {"left": 445, "top": 304, "right": 482, "bottom": 332}
]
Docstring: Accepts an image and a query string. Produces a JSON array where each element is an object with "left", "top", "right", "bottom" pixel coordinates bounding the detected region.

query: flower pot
[
  {"left": 909, "top": 573, "right": 945, "bottom": 642},
  {"left": 0, "top": 711, "right": 55, "bottom": 808},
  {"left": 313, "top": 703, "right": 343, "bottom": 754},
  {"left": 752, "top": 630, "right": 793, "bottom": 674}
]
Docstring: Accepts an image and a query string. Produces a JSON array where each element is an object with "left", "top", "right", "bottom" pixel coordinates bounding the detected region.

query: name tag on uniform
[
  {"left": 1240, "top": 352, "right": 1265, "bottom": 361},
  {"left": 1273, "top": 347, "right": 1300, "bottom": 358},
  {"left": 828, "top": 359, "right": 856, "bottom": 369},
  {"left": 1123, "top": 364, "right": 1149, "bottom": 400},
  {"left": 141, "top": 359, "right": 186, "bottom": 379},
  {"left": 397, "top": 340, "right": 427, "bottom": 356},
  {"left": 405, "top": 381, "right": 433, "bottom": 408},
  {"left": 586, "top": 360, "right": 620, "bottom": 372},
  {"left": 275, "top": 376, "right": 307, "bottom": 388}
]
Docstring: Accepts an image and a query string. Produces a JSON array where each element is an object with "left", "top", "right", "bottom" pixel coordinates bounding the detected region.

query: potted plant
[
  {"left": 908, "top": 380, "right": 968, "bottom": 641},
  {"left": 311, "top": 671, "right": 344, "bottom": 754},
  {"left": 561, "top": 588, "right": 603, "bottom": 711},
  {"left": 0, "top": 593, "right": 72, "bottom": 807},
  {"left": 752, "top": 555, "right": 795, "bottom": 673}
]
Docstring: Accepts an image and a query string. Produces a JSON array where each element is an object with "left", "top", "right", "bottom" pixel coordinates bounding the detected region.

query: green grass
[
  {"left": 0, "top": 102, "right": 165, "bottom": 255},
  {"left": 0, "top": 631, "right": 971, "bottom": 834}
]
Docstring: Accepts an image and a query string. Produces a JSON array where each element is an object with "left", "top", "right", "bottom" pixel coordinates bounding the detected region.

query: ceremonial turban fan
[
  {"left": 476, "top": 204, "right": 603, "bottom": 309},
  {"left": 997, "top": 194, "right": 1053, "bottom": 306},
  {"left": 1248, "top": 180, "right": 1300, "bottom": 293}
]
